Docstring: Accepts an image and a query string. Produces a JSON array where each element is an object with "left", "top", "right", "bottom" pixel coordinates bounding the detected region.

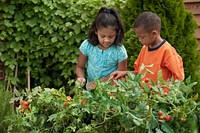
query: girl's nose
[{"left": 104, "top": 38, "right": 110, "bottom": 42}]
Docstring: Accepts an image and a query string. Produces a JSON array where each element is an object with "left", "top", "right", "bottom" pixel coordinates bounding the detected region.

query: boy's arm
[{"left": 165, "top": 52, "right": 184, "bottom": 81}]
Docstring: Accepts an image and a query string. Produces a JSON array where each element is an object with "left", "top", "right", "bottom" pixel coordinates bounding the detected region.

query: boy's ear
[{"left": 152, "top": 30, "right": 158, "bottom": 36}]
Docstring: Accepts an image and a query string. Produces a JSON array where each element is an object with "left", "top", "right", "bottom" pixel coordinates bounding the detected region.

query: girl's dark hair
[
  {"left": 134, "top": 11, "right": 161, "bottom": 32},
  {"left": 88, "top": 7, "right": 124, "bottom": 46}
]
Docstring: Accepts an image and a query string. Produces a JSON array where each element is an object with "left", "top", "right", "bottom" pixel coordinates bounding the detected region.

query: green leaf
[
  {"left": 146, "top": 68, "right": 154, "bottom": 74},
  {"left": 155, "top": 128, "right": 164, "bottom": 133},
  {"left": 149, "top": 118, "right": 158, "bottom": 130},
  {"left": 32, "top": 0, "right": 40, "bottom": 4},
  {"left": 51, "top": 37, "right": 58, "bottom": 43},
  {"left": 65, "top": 22, "right": 72, "bottom": 27},
  {"left": 4, "top": 20, "right": 12, "bottom": 27},
  {"left": 47, "top": 114, "right": 57, "bottom": 122},
  {"left": 139, "top": 64, "right": 145, "bottom": 72},
  {"left": 117, "top": 91, "right": 126, "bottom": 103},
  {"left": 25, "top": 19, "right": 37, "bottom": 27},
  {"left": 185, "top": 76, "right": 191, "bottom": 84},
  {"left": 126, "top": 112, "right": 143, "bottom": 126},
  {"left": 181, "top": 86, "right": 193, "bottom": 95},
  {"left": 188, "top": 94, "right": 198, "bottom": 102},
  {"left": 161, "top": 123, "right": 174, "bottom": 133},
  {"left": 188, "top": 82, "right": 198, "bottom": 89},
  {"left": 14, "top": 88, "right": 21, "bottom": 97}
]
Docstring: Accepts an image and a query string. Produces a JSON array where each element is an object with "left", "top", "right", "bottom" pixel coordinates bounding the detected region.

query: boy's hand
[{"left": 110, "top": 71, "right": 127, "bottom": 80}]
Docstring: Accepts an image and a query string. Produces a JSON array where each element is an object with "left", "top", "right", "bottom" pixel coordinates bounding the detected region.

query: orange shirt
[{"left": 134, "top": 40, "right": 184, "bottom": 82}]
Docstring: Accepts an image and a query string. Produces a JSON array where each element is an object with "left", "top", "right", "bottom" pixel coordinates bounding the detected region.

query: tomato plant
[{"left": 5, "top": 72, "right": 200, "bottom": 133}]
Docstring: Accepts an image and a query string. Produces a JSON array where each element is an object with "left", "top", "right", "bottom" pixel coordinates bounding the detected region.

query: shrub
[
  {"left": 6, "top": 71, "right": 200, "bottom": 132},
  {"left": 0, "top": 89, "right": 13, "bottom": 132}
]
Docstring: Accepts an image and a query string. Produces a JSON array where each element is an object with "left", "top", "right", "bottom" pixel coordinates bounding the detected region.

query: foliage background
[
  {"left": 0, "top": 0, "right": 200, "bottom": 94},
  {"left": 0, "top": 89, "right": 13, "bottom": 132}
]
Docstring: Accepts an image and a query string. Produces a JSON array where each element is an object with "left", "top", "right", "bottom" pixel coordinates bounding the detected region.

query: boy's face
[
  {"left": 134, "top": 26, "right": 157, "bottom": 47},
  {"left": 95, "top": 27, "right": 117, "bottom": 49}
]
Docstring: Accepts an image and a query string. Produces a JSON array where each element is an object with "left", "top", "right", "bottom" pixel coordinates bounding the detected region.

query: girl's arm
[
  {"left": 118, "top": 59, "right": 127, "bottom": 71},
  {"left": 110, "top": 59, "right": 138, "bottom": 80},
  {"left": 76, "top": 52, "right": 87, "bottom": 83},
  {"left": 110, "top": 59, "right": 127, "bottom": 79}
]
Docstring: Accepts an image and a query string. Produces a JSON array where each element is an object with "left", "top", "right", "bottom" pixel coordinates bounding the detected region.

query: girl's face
[
  {"left": 134, "top": 26, "right": 157, "bottom": 47},
  {"left": 95, "top": 27, "right": 117, "bottom": 49}
]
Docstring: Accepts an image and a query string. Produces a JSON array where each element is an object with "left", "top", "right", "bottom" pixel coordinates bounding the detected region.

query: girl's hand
[
  {"left": 110, "top": 71, "right": 127, "bottom": 80},
  {"left": 76, "top": 77, "right": 86, "bottom": 84}
]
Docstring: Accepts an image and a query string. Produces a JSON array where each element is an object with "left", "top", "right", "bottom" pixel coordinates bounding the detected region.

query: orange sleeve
[
  {"left": 164, "top": 48, "right": 184, "bottom": 81},
  {"left": 134, "top": 46, "right": 146, "bottom": 73}
]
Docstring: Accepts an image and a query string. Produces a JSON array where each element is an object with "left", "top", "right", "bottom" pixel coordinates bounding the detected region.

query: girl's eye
[
  {"left": 100, "top": 35, "right": 115, "bottom": 39},
  {"left": 109, "top": 36, "right": 114, "bottom": 39},
  {"left": 100, "top": 35, "right": 105, "bottom": 38}
]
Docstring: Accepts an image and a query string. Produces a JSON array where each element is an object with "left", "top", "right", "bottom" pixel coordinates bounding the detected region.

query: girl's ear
[{"left": 95, "top": 31, "right": 97, "bottom": 35}]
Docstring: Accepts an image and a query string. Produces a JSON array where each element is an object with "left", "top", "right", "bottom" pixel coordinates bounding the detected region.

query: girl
[{"left": 76, "top": 7, "right": 128, "bottom": 85}]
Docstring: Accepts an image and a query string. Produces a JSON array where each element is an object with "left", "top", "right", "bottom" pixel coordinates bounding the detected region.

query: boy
[{"left": 111, "top": 11, "right": 184, "bottom": 82}]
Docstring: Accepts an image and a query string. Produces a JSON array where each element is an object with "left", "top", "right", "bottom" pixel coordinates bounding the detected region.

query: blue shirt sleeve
[
  {"left": 79, "top": 39, "right": 91, "bottom": 56},
  {"left": 117, "top": 45, "right": 128, "bottom": 63}
]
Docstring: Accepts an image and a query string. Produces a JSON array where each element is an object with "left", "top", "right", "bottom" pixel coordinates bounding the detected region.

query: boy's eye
[{"left": 139, "top": 36, "right": 145, "bottom": 39}]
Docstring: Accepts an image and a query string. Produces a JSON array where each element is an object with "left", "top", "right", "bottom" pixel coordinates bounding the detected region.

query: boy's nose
[{"left": 139, "top": 38, "right": 142, "bottom": 42}]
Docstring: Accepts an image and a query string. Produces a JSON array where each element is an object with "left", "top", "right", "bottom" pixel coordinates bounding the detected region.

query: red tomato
[
  {"left": 107, "top": 92, "right": 112, "bottom": 95},
  {"left": 81, "top": 101, "right": 85, "bottom": 105},
  {"left": 144, "top": 78, "right": 150, "bottom": 83},
  {"left": 162, "top": 86, "right": 170, "bottom": 94},
  {"left": 24, "top": 101, "right": 29, "bottom": 107},
  {"left": 157, "top": 110, "right": 163, "bottom": 116},
  {"left": 63, "top": 102, "right": 67, "bottom": 106},
  {"left": 180, "top": 118, "right": 185, "bottom": 122},
  {"left": 159, "top": 116, "right": 164, "bottom": 120},
  {"left": 81, "top": 100, "right": 89, "bottom": 105},
  {"left": 66, "top": 96, "right": 72, "bottom": 101},
  {"left": 165, "top": 115, "right": 171, "bottom": 121},
  {"left": 148, "top": 85, "right": 152, "bottom": 90}
]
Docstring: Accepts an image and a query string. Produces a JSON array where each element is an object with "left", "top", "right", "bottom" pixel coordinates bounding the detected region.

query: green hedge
[
  {"left": 0, "top": 0, "right": 115, "bottom": 90},
  {"left": 0, "top": 0, "right": 200, "bottom": 95}
]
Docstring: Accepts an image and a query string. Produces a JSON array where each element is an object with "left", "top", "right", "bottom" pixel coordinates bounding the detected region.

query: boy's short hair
[{"left": 134, "top": 11, "right": 161, "bottom": 32}]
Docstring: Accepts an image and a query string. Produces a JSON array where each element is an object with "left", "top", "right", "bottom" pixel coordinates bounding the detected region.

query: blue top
[{"left": 80, "top": 39, "right": 128, "bottom": 83}]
